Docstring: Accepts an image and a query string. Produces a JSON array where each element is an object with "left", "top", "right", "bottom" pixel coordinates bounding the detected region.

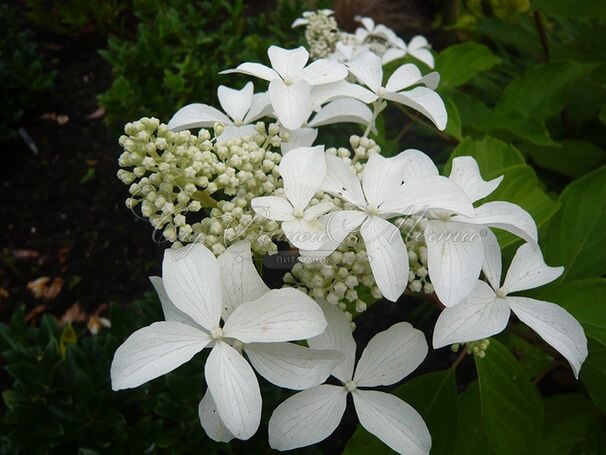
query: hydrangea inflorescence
[{"left": 112, "top": 10, "right": 588, "bottom": 454}]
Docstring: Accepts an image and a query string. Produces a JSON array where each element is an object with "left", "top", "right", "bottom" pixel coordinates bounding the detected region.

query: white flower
[
  {"left": 346, "top": 51, "right": 446, "bottom": 130},
  {"left": 252, "top": 146, "right": 333, "bottom": 250},
  {"left": 167, "top": 82, "right": 271, "bottom": 140},
  {"left": 433, "top": 235, "right": 588, "bottom": 377},
  {"left": 269, "top": 301, "right": 431, "bottom": 454},
  {"left": 384, "top": 35, "right": 435, "bottom": 68},
  {"left": 110, "top": 241, "right": 331, "bottom": 440},
  {"left": 403, "top": 151, "right": 538, "bottom": 307},
  {"left": 330, "top": 41, "right": 370, "bottom": 64},
  {"left": 221, "top": 46, "right": 348, "bottom": 129},
  {"left": 310, "top": 151, "right": 473, "bottom": 301},
  {"left": 292, "top": 9, "right": 334, "bottom": 28},
  {"left": 354, "top": 16, "right": 398, "bottom": 43}
]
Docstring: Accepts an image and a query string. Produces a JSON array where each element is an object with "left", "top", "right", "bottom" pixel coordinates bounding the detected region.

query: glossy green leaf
[
  {"left": 451, "top": 382, "right": 494, "bottom": 455},
  {"left": 520, "top": 140, "right": 605, "bottom": 178},
  {"left": 436, "top": 43, "right": 501, "bottom": 92},
  {"left": 475, "top": 339, "right": 543, "bottom": 455},
  {"left": 444, "top": 96, "right": 463, "bottom": 140},
  {"left": 538, "top": 393, "right": 599, "bottom": 455},
  {"left": 445, "top": 136, "right": 524, "bottom": 176},
  {"left": 542, "top": 166, "right": 606, "bottom": 280}
]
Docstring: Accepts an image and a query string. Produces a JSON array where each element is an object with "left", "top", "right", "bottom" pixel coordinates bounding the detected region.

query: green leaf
[
  {"left": 533, "top": 0, "right": 606, "bottom": 18},
  {"left": 538, "top": 393, "right": 599, "bottom": 455},
  {"left": 451, "top": 382, "right": 494, "bottom": 455},
  {"left": 445, "top": 136, "right": 524, "bottom": 175},
  {"left": 344, "top": 370, "right": 458, "bottom": 455},
  {"left": 520, "top": 140, "right": 605, "bottom": 178},
  {"left": 474, "top": 110, "right": 558, "bottom": 146},
  {"left": 436, "top": 43, "right": 501, "bottom": 92},
  {"left": 498, "top": 332, "right": 555, "bottom": 378},
  {"left": 579, "top": 338, "right": 606, "bottom": 413},
  {"left": 497, "top": 62, "right": 596, "bottom": 120},
  {"left": 484, "top": 164, "right": 559, "bottom": 247},
  {"left": 475, "top": 339, "right": 543, "bottom": 455},
  {"left": 444, "top": 96, "right": 463, "bottom": 140},
  {"left": 542, "top": 166, "right": 606, "bottom": 280}
]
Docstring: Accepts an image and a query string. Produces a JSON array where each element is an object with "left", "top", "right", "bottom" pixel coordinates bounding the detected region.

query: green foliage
[
  {"left": 0, "top": 297, "right": 224, "bottom": 453},
  {"left": 475, "top": 339, "right": 543, "bottom": 455},
  {"left": 99, "top": 0, "right": 304, "bottom": 124},
  {"left": 0, "top": 5, "right": 55, "bottom": 142},
  {"left": 25, "top": 0, "right": 130, "bottom": 36}
]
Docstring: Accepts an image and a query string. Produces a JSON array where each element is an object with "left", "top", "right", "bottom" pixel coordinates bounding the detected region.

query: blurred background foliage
[{"left": 1, "top": 0, "right": 605, "bottom": 453}]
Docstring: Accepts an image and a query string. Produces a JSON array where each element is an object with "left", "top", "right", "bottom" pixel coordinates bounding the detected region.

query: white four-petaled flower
[
  {"left": 168, "top": 82, "right": 271, "bottom": 140},
  {"left": 433, "top": 233, "right": 588, "bottom": 377},
  {"left": 222, "top": 46, "right": 348, "bottom": 129},
  {"left": 110, "top": 241, "right": 333, "bottom": 440},
  {"left": 269, "top": 301, "right": 431, "bottom": 454}
]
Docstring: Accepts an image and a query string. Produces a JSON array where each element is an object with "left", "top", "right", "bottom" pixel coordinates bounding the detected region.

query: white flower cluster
[
  {"left": 292, "top": 9, "right": 340, "bottom": 59},
  {"left": 111, "top": 10, "right": 588, "bottom": 455}
]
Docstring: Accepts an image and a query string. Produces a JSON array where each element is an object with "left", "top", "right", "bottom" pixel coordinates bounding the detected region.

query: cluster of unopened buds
[{"left": 112, "top": 11, "right": 588, "bottom": 454}]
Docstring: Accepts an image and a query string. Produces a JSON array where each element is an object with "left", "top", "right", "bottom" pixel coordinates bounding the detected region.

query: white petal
[
  {"left": 307, "top": 99, "right": 373, "bottom": 128},
  {"left": 205, "top": 341, "right": 261, "bottom": 440},
  {"left": 168, "top": 103, "right": 231, "bottom": 131},
  {"left": 449, "top": 156, "right": 503, "bottom": 202},
  {"left": 409, "top": 48, "right": 435, "bottom": 68},
  {"left": 381, "top": 47, "right": 407, "bottom": 64},
  {"left": 310, "top": 80, "right": 377, "bottom": 106},
  {"left": 280, "top": 127, "right": 318, "bottom": 154},
  {"left": 384, "top": 86, "right": 447, "bottom": 130},
  {"left": 432, "top": 281, "right": 508, "bottom": 348},
  {"left": 300, "top": 58, "right": 348, "bottom": 86},
  {"left": 282, "top": 217, "right": 326, "bottom": 250},
  {"left": 408, "top": 35, "right": 430, "bottom": 50},
  {"left": 347, "top": 51, "right": 383, "bottom": 93},
  {"left": 308, "top": 300, "right": 357, "bottom": 382},
  {"left": 360, "top": 216, "right": 409, "bottom": 302},
  {"left": 217, "top": 82, "right": 253, "bottom": 123},
  {"left": 385, "top": 63, "right": 424, "bottom": 93},
  {"left": 508, "top": 297, "right": 588, "bottom": 378},
  {"left": 353, "top": 390, "right": 431, "bottom": 455},
  {"left": 198, "top": 391, "right": 234, "bottom": 443},
  {"left": 280, "top": 145, "right": 326, "bottom": 210},
  {"left": 268, "top": 385, "right": 347, "bottom": 450},
  {"left": 381, "top": 175, "right": 474, "bottom": 218},
  {"left": 162, "top": 244, "right": 222, "bottom": 331},
  {"left": 149, "top": 276, "right": 197, "bottom": 326},
  {"left": 243, "top": 92, "right": 273, "bottom": 123},
  {"left": 220, "top": 62, "right": 279, "bottom": 81},
  {"left": 357, "top": 16, "right": 375, "bottom": 32},
  {"left": 269, "top": 78, "right": 311, "bottom": 130},
  {"left": 251, "top": 195, "right": 294, "bottom": 221},
  {"left": 111, "top": 321, "right": 210, "bottom": 390},
  {"left": 245, "top": 342, "right": 342, "bottom": 389},
  {"left": 354, "top": 322, "right": 428, "bottom": 387},
  {"left": 323, "top": 210, "right": 368, "bottom": 255},
  {"left": 218, "top": 124, "right": 257, "bottom": 141},
  {"left": 304, "top": 201, "right": 334, "bottom": 220},
  {"left": 268, "top": 45, "right": 309, "bottom": 80},
  {"left": 503, "top": 243, "right": 564, "bottom": 294},
  {"left": 321, "top": 154, "right": 366, "bottom": 207},
  {"left": 223, "top": 288, "right": 326, "bottom": 343},
  {"left": 291, "top": 18, "right": 308, "bottom": 28},
  {"left": 395, "top": 148, "right": 438, "bottom": 181},
  {"left": 362, "top": 153, "right": 407, "bottom": 207},
  {"left": 481, "top": 229, "right": 502, "bottom": 290},
  {"left": 424, "top": 220, "right": 484, "bottom": 307},
  {"left": 217, "top": 240, "right": 269, "bottom": 319},
  {"left": 459, "top": 201, "right": 538, "bottom": 244}
]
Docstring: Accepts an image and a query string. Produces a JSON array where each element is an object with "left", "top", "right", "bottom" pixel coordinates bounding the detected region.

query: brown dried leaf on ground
[
  {"left": 27, "top": 276, "right": 64, "bottom": 299},
  {"left": 11, "top": 249, "right": 40, "bottom": 260},
  {"left": 85, "top": 106, "right": 106, "bottom": 120},
  {"left": 61, "top": 303, "right": 87, "bottom": 325},
  {"left": 0, "top": 288, "right": 9, "bottom": 301},
  {"left": 25, "top": 304, "right": 48, "bottom": 322}
]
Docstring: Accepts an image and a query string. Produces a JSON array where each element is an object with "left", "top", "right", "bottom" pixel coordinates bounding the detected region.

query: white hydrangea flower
[
  {"left": 252, "top": 146, "right": 333, "bottom": 250},
  {"left": 307, "top": 151, "right": 473, "bottom": 301},
  {"left": 110, "top": 241, "right": 332, "bottom": 440},
  {"left": 269, "top": 301, "right": 431, "bottom": 454},
  {"left": 167, "top": 82, "right": 271, "bottom": 140},
  {"left": 354, "top": 15, "right": 398, "bottom": 43},
  {"left": 221, "top": 46, "right": 348, "bottom": 129},
  {"left": 345, "top": 51, "right": 446, "bottom": 130},
  {"left": 385, "top": 35, "right": 436, "bottom": 68},
  {"left": 402, "top": 151, "right": 538, "bottom": 307},
  {"left": 292, "top": 9, "right": 334, "bottom": 28},
  {"left": 433, "top": 235, "right": 588, "bottom": 377}
]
